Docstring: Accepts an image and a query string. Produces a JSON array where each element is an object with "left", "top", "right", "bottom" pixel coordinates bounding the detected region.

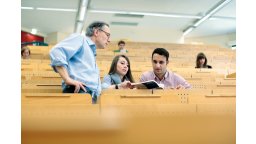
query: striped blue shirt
[{"left": 49, "top": 33, "right": 101, "bottom": 96}]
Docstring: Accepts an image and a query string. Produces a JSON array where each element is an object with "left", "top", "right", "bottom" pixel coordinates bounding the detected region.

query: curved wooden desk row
[{"left": 22, "top": 91, "right": 235, "bottom": 144}]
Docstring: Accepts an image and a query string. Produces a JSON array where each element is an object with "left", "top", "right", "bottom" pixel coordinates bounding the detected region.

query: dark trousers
[{"left": 63, "top": 85, "right": 97, "bottom": 104}]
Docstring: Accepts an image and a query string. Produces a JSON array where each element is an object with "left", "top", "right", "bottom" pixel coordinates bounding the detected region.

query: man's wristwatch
[{"left": 115, "top": 84, "right": 119, "bottom": 89}]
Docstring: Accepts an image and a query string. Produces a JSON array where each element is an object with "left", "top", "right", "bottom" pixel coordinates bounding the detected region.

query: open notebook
[{"left": 131, "top": 80, "right": 164, "bottom": 89}]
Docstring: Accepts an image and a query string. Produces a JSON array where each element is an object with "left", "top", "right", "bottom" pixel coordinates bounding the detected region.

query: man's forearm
[{"left": 55, "top": 66, "right": 71, "bottom": 82}]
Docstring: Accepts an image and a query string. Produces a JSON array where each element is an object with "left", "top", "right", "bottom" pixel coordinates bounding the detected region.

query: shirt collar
[
  {"left": 86, "top": 36, "right": 97, "bottom": 56},
  {"left": 153, "top": 71, "right": 169, "bottom": 81}
]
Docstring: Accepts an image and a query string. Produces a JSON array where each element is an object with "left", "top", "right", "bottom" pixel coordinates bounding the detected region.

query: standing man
[
  {"left": 140, "top": 48, "right": 191, "bottom": 89},
  {"left": 50, "top": 21, "right": 110, "bottom": 103}
]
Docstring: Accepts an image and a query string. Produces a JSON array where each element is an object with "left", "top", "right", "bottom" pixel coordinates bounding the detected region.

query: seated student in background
[
  {"left": 117, "top": 40, "right": 128, "bottom": 53},
  {"left": 21, "top": 46, "right": 31, "bottom": 59},
  {"left": 140, "top": 48, "right": 191, "bottom": 89},
  {"left": 195, "top": 52, "right": 212, "bottom": 69},
  {"left": 102, "top": 55, "right": 135, "bottom": 89}
]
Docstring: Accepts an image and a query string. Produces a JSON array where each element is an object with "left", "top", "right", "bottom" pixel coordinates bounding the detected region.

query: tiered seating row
[{"left": 21, "top": 43, "right": 236, "bottom": 144}]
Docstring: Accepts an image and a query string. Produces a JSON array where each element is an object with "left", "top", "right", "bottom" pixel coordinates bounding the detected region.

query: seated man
[
  {"left": 114, "top": 40, "right": 128, "bottom": 53},
  {"left": 140, "top": 48, "right": 191, "bottom": 89}
]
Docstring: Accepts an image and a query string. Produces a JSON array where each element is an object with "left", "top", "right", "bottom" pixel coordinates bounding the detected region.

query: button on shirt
[
  {"left": 49, "top": 33, "right": 101, "bottom": 96},
  {"left": 140, "top": 71, "right": 191, "bottom": 89}
]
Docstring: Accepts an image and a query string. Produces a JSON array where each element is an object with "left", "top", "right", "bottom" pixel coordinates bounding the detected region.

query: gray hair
[{"left": 86, "top": 21, "right": 109, "bottom": 37}]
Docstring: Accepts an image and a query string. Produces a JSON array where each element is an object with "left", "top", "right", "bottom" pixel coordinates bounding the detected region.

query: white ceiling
[{"left": 21, "top": 0, "right": 236, "bottom": 38}]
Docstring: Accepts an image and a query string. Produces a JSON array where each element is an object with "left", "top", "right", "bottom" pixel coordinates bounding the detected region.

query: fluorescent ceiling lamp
[
  {"left": 207, "top": 0, "right": 232, "bottom": 16},
  {"left": 89, "top": 9, "right": 235, "bottom": 20},
  {"left": 36, "top": 7, "right": 77, "bottom": 12},
  {"left": 193, "top": 0, "right": 232, "bottom": 27},
  {"left": 75, "top": 22, "right": 84, "bottom": 33},
  {"left": 111, "top": 22, "right": 138, "bottom": 26},
  {"left": 183, "top": 0, "right": 232, "bottom": 36},
  {"left": 209, "top": 16, "right": 235, "bottom": 20},
  {"left": 21, "top": 7, "right": 34, "bottom": 10},
  {"left": 78, "top": 6, "right": 86, "bottom": 21},
  {"left": 193, "top": 16, "right": 209, "bottom": 27},
  {"left": 183, "top": 27, "right": 194, "bottom": 36},
  {"left": 31, "top": 28, "right": 37, "bottom": 35},
  {"left": 131, "top": 12, "right": 200, "bottom": 19},
  {"left": 89, "top": 9, "right": 201, "bottom": 19}
]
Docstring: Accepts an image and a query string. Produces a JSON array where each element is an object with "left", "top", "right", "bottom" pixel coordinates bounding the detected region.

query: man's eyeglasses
[{"left": 99, "top": 29, "right": 110, "bottom": 38}]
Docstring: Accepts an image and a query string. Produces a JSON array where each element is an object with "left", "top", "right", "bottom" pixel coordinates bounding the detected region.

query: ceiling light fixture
[
  {"left": 78, "top": 6, "right": 86, "bottom": 21},
  {"left": 21, "top": 7, "right": 34, "bottom": 10},
  {"left": 36, "top": 7, "right": 77, "bottom": 12},
  {"left": 89, "top": 8, "right": 235, "bottom": 20},
  {"left": 31, "top": 28, "right": 37, "bottom": 35},
  {"left": 182, "top": 0, "right": 232, "bottom": 36},
  {"left": 74, "top": 0, "right": 90, "bottom": 33},
  {"left": 209, "top": 16, "right": 236, "bottom": 20},
  {"left": 183, "top": 27, "right": 194, "bottom": 36},
  {"left": 89, "top": 9, "right": 201, "bottom": 19},
  {"left": 193, "top": 0, "right": 232, "bottom": 27}
]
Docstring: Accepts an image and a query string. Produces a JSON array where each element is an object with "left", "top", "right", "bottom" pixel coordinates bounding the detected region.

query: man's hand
[
  {"left": 175, "top": 84, "right": 185, "bottom": 90},
  {"left": 55, "top": 66, "right": 86, "bottom": 93},
  {"left": 65, "top": 78, "right": 86, "bottom": 93}
]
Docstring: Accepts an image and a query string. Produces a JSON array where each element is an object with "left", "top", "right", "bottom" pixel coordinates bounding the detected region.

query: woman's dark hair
[
  {"left": 152, "top": 48, "right": 169, "bottom": 61},
  {"left": 196, "top": 52, "right": 208, "bottom": 68},
  {"left": 108, "top": 55, "right": 135, "bottom": 82},
  {"left": 118, "top": 40, "right": 125, "bottom": 45},
  {"left": 21, "top": 46, "right": 31, "bottom": 56}
]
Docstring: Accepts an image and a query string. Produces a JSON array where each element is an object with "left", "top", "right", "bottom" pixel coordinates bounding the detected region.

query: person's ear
[
  {"left": 93, "top": 28, "right": 99, "bottom": 36},
  {"left": 166, "top": 60, "right": 169, "bottom": 65}
]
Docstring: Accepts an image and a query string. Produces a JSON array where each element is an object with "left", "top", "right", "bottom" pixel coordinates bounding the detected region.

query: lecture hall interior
[{"left": 21, "top": 0, "right": 237, "bottom": 144}]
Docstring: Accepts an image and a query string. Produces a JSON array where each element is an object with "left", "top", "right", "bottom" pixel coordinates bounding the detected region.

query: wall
[
  {"left": 45, "top": 32, "right": 70, "bottom": 45},
  {"left": 21, "top": 31, "right": 44, "bottom": 43},
  {"left": 57, "top": 32, "right": 70, "bottom": 43},
  {"left": 184, "top": 33, "right": 236, "bottom": 48},
  {"left": 45, "top": 27, "right": 183, "bottom": 45},
  {"left": 45, "top": 32, "right": 58, "bottom": 45},
  {"left": 44, "top": 29, "right": 236, "bottom": 48},
  {"left": 110, "top": 27, "right": 183, "bottom": 43}
]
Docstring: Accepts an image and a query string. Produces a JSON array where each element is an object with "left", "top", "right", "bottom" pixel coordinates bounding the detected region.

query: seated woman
[
  {"left": 195, "top": 52, "right": 212, "bottom": 69},
  {"left": 102, "top": 55, "right": 135, "bottom": 89},
  {"left": 21, "top": 46, "right": 31, "bottom": 59}
]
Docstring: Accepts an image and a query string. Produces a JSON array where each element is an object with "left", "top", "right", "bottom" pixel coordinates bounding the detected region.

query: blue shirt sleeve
[
  {"left": 49, "top": 33, "right": 84, "bottom": 72},
  {"left": 101, "top": 75, "right": 112, "bottom": 90}
]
